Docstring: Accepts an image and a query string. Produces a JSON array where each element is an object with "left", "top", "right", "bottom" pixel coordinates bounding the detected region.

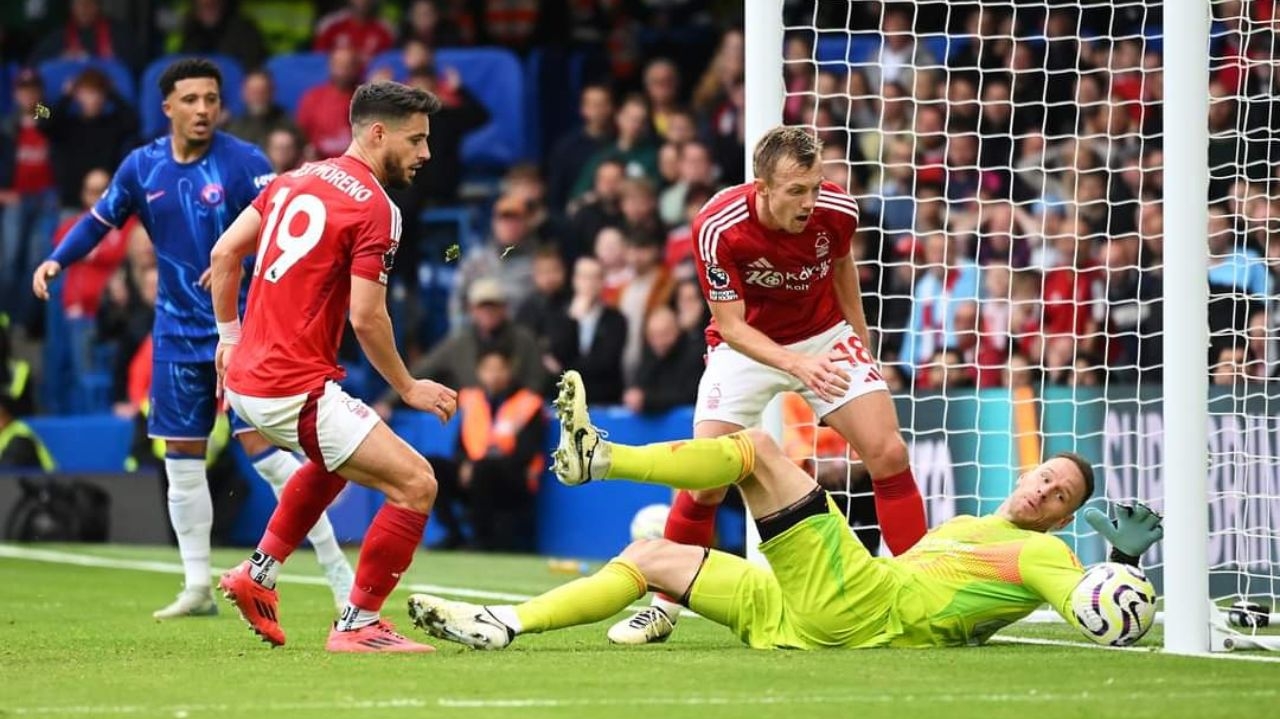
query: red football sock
[
  {"left": 349, "top": 503, "right": 428, "bottom": 612},
  {"left": 872, "top": 467, "right": 927, "bottom": 555},
  {"left": 663, "top": 490, "right": 719, "bottom": 547},
  {"left": 259, "top": 461, "right": 347, "bottom": 561}
]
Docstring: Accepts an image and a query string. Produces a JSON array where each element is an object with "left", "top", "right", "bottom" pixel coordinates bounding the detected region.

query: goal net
[{"left": 765, "top": 0, "right": 1280, "bottom": 642}]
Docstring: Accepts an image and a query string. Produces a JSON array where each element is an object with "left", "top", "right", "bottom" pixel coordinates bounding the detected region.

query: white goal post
[{"left": 744, "top": 0, "right": 1280, "bottom": 655}]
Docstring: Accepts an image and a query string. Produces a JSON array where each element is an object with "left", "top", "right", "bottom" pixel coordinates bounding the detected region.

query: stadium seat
[
  {"left": 138, "top": 55, "right": 246, "bottom": 139},
  {"left": 37, "top": 58, "right": 137, "bottom": 106},
  {"left": 368, "top": 47, "right": 527, "bottom": 167},
  {"left": 263, "top": 51, "right": 330, "bottom": 114},
  {"left": 0, "top": 62, "right": 15, "bottom": 116},
  {"left": 815, "top": 32, "right": 881, "bottom": 69}
]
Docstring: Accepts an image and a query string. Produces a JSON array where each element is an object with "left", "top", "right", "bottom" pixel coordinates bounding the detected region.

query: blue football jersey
[{"left": 54, "top": 132, "right": 274, "bottom": 363}]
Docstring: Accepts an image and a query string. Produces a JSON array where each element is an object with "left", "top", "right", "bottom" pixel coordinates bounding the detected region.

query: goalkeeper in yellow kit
[{"left": 408, "top": 371, "right": 1164, "bottom": 650}]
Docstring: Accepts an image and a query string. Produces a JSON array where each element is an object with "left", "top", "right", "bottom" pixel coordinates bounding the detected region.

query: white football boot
[
  {"left": 407, "top": 594, "right": 515, "bottom": 650},
  {"left": 606, "top": 606, "right": 675, "bottom": 645},
  {"left": 551, "top": 370, "right": 609, "bottom": 486},
  {"left": 152, "top": 586, "right": 218, "bottom": 619}
]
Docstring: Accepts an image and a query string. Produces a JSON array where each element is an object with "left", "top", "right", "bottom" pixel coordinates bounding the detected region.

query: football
[
  {"left": 629, "top": 503, "right": 671, "bottom": 542},
  {"left": 1070, "top": 562, "right": 1158, "bottom": 647}
]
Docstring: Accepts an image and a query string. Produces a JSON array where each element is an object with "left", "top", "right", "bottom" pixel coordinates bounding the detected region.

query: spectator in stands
[
  {"left": 977, "top": 78, "right": 1015, "bottom": 175},
  {"left": 399, "top": 0, "right": 465, "bottom": 47},
  {"left": 643, "top": 58, "right": 682, "bottom": 140},
  {"left": 399, "top": 65, "right": 489, "bottom": 204},
  {"left": 29, "top": 0, "right": 142, "bottom": 73},
  {"left": 547, "top": 256, "right": 627, "bottom": 404},
  {"left": 51, "top": 169, "right": 128, "bottom": 383},
  {"left": 618, "top": 176, "right": 664, "bottom": 240},
  {"left": 572, "top": 94, "right": 659, "bottom": 199},
  {"left": 39, "top": 68, "right": 138, "bottom": 211},
  {"left": 296, "top": 47, "right": 361, "bottom": 159},
  {"left": 547, "top": 83, "right": 615, "bottom": 215},
  {"left": 566, "top": 158, "right": 625, "bottom": 264},
  {"left": 177, "top": 0, "right": 268, "bottom": 71},
  {"left": 593, "top": 226, "right": 631, "bottom": 307},
  {"left": 0, "top": 69, "right": 59, "bottom": 326},
  {"left": 1208, "top": 203, "right": 1272, "bottom": 298},
  {"left": 708, "top": 79, "right": 745, "bottom": 185},
  {"left": 664, "top": 108, "right": 698, "bottom": 146},
  {"left": 672, "top": 277, "right": 709, "bottom": 340},
  {"left": 377, "top": 278, "right": 546, "bottom": 419},
  {"left": 1096, "top": 236, "right": 1161, "bottom": 383},
  {"left": 1246, "top": 309, "right": 1277, "bottom": 381},
  {"left": 658, "top": 141, "right": 716, "bottom": 227},
  {"left": 314, "top": 0, "right": 395, "bottom": 62},
  {"left": 453, "top": 348, "right": 546, "bottom": 552},
  {"left": 819, "top": 142, "right": 851, "bottom": 193},
  {"left": 623, "top": 306, "right": 702, "bottom": 414},
  {"left": 0, "top": 315, "right": 35, "bottom": 417},
  {"left": 900, "top": 232, "right": 980, "bottom": 375},
  {"left": 1005, "top": 351, "right": 1036, "bottom": 391},
  {"left": 866, "top": 4, "right": 935, "bottom": 92},
  {"left": 452, "top": 194, "right": 537, "bottom": 321},
  {"left": 1212, "top": 345, "right": 1250, "bottom": 387},
  {"left": 657, "top": 142, "right": 680, "bottom": 188},
  {"left": 225, "top": 70, "right": 299, "bottom": 149},
  {"left": 503, "top": 164, "right": 568, "bottom": 249},
  {"left": 0, "top": 395, "right": 53, "bottom": 471},
  {"left": 264, "top": 127, "right": 304, "bottom": 173},
  {"left": 617, "top": 231, "right": 675, "bottom": 383},
  {"left": 692, "top": 27, "right": 743, "bottom": 118},
  {"left": 515, "top": 244, "right": 570, "bottom": 351}
]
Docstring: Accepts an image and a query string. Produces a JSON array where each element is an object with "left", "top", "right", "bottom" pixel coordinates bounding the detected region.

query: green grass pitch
[{"left": 1, "top": 544, "right": 1277, "bottom": 719}]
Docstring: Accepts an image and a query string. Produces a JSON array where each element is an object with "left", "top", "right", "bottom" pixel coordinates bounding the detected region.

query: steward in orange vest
[{"left": 453, "top": 350, "right": 546, "bottom": 551}]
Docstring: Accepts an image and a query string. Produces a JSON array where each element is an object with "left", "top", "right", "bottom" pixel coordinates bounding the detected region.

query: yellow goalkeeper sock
[
  {"left": 514, "top": 559, "right": 648, "bottom": 634},
  {"left": 604, "top": 433, "right": 756, "bottom": 490}
]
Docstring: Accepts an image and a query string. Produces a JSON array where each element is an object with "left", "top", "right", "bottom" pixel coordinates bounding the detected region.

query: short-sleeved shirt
[
  {"left": 225, "top": 155, "right": 401, "bottom": 398},
  {"left": 59, "top": 132, "right": 274, "bottom": 362},
  {"left": 692, "top": 181, "right": 860, "bottom": 348}
]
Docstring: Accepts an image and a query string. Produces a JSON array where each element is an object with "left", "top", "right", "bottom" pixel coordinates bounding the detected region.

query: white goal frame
[{"left": 743, "top": 0, "right": 1214, "bottom": 655}]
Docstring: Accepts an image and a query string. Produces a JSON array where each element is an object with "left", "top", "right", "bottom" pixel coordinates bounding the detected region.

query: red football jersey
[
  {"left": 693, "top": 180, "right": 859, "bottom": 347},
  {"left": 226, "top": 155, "right": 401, "bottom": 397}
]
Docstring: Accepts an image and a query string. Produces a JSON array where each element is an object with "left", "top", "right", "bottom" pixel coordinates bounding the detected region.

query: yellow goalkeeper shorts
[{"left": 687, "top": 496, "right": 903, "bottom": 649}]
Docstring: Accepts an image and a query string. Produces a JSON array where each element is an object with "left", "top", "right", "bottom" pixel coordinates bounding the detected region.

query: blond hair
[{"left": 752, "top": 126, "right": 823, "bottom": 183}]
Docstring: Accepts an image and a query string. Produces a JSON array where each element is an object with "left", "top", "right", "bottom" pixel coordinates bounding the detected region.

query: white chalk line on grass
[
  {"left": 8, "top": 687, "right": 1280, "bottom": 715},
  {"left": 3, "top": 544, "right": 1280, "bottom": 665}
]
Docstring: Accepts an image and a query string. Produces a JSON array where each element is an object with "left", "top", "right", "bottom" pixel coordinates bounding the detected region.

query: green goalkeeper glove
[{"left": 1082, "top": 502, "right": 1164, "bottom": 566}]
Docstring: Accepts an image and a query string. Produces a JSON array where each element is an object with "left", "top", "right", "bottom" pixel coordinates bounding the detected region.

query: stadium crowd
[{"left": 0, "top": 1, "right": 1273, "bottom": 539}]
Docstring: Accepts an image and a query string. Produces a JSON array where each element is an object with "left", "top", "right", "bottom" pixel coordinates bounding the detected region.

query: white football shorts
[
  {"left": 693, "top": 321, "right": 890, "bottom": 429},
  {"left": 225, "top": 380, "right": 380, "bottom": 471}
]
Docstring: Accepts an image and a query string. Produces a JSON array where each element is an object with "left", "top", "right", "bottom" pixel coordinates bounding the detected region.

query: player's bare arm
[
  {"left": 709, "top": 298, "right": 850, "bottom": 402},
  {"left": 832, "top": 251, "right": 873, "bottom": 353},
  {"left": 350, "top": 275, "right": 457, "bottom": 423},
  {"left": 209, "top": 205, "right": 262, "bottom": 391}
]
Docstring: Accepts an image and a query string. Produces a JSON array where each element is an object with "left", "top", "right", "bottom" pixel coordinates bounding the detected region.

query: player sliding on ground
[
  {"left": 408, "top": 370, "right": 1163, "bottom": 651},
  {"left": 611, "top": 125, "right": 927, "bottom": 645},
  {"left": 31, "top": 59, "right": 353, "bottom": 619},
  {"left": 211, "top": 81, "right": 457, "bottom": 653}
]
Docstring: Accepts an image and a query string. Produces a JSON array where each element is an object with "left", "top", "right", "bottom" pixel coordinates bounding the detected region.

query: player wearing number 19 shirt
[
  {"left": 609, "top": 126, "right": 929, "bottom": 644},
  {"left": 213, "top": 81, "right": 458, "bottom": 653},
  {"left": 30, "top": 59, "right": 353, "bottom": 620}
]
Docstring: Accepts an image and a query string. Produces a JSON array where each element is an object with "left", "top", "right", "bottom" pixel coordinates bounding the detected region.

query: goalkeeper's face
[
  {"left": 1006, "top": 456, "right": 1088, "bottom": 532},
  {"left": 758, "top": 157, "right": 824, "bottom": 234}
]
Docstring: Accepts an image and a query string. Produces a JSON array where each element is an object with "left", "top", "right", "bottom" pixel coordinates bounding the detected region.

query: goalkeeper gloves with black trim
[{"left": 1082, "top": 501, "right": 1164, "bottom": 566}]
